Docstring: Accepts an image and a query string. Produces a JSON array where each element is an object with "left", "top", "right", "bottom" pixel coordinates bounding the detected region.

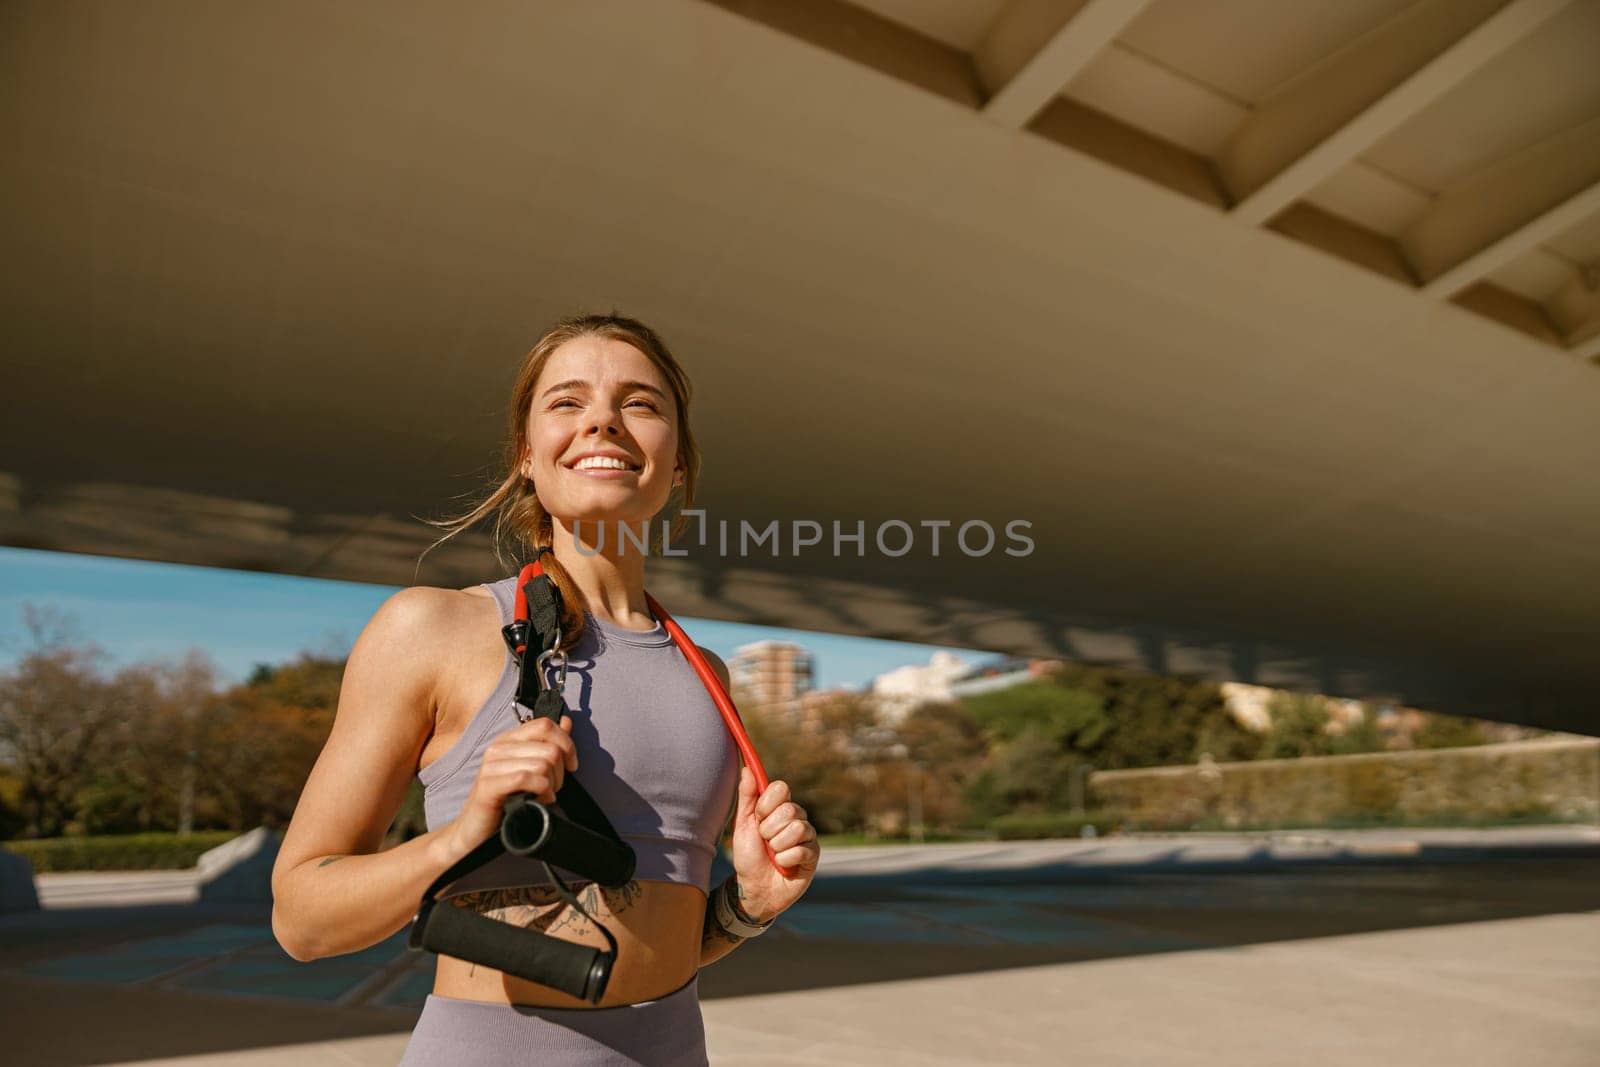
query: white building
[{"left": 869, "top": 650, "right": 975, "bottom": 724}]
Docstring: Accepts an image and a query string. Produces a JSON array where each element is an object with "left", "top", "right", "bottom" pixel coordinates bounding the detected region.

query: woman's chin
[{"left": 551, "top": 505, "right": 661, "bottom": 534}]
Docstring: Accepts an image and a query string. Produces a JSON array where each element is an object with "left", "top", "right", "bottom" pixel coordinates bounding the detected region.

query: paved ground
[{"left": 3, "top": 826, "right": 1598, "bottom": 1066}]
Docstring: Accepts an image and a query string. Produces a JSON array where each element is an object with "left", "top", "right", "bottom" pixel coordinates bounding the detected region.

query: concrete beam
[
  {"left": 1221, "top": 0, "right": 1572, "bottom": 224},
  {"left": 1545, "top": 262, "right": 1600, "bottom": 342},
  {"left": 1406, "top": 119, "right": 1600, "bottom": 296},
  {"left": 1547, "top": 266, "right": 1600, "bottom": 364},
  {"left": 976, "top": 0, "right": 1155, "bottom": 129}
]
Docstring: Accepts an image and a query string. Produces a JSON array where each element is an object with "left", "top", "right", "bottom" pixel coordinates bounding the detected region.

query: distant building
[
  {"left": 866, "top": 652, "right": 1069, "bottom": 722},
  {"left": 869, "top": 650, "right": 971, "bottom": 724},
  {"left": 728, "top": 639, "right": 813, "bottom": 720},
  {"left": 948, "top": 656, "right": 1063, "bottom": 700}
]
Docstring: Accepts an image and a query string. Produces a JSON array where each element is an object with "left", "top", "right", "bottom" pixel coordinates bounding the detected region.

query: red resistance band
[{"left": 515, "top": 560, "right": 796, "bottom": 878}]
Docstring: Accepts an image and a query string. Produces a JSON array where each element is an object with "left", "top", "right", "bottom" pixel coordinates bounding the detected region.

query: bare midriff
[
  {"left": 430, "top": 880, "right": 707, "bottom": 1008},
  {"left": 415, "top": 584, "right": 705, "bottom": 1009}
]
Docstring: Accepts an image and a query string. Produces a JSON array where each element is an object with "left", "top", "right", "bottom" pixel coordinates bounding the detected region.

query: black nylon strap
[
  {"left": 516, "top": 570, "right": 626, "bottom": 848},
  {"left": 531, "top": 688, "right": 566, "bottom": 722},
  {"left": 522, "top": 572, "right": 563, "bottom": 649}
]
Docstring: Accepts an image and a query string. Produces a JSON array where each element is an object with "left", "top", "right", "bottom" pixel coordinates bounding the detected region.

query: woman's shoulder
[{"left": 367, "top": 583, "right": 499, "bottom": 644}]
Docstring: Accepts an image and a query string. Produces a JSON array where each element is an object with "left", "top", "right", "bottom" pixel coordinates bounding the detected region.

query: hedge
[
  {"left": 1090, "top": 738, "right": 1600, "bottom": 830},
  {"left": 3, "top": 831, "right": 241, "bottom": 872}
]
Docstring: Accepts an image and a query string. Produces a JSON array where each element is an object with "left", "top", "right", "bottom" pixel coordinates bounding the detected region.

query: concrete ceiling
[{"left": 2, "top": 0, "right": 1597, "bottom": 734}]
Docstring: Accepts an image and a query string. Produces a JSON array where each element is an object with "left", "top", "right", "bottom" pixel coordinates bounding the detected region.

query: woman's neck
[{"left": 550, "top": 521, "right": 654, "bottom": 627}]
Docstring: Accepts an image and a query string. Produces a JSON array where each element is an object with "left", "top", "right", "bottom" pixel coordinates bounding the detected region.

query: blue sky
[{"left": 0, "top": 547, "right": 998, "bottom": 691}]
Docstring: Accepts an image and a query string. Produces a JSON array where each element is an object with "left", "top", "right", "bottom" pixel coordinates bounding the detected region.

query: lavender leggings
[{"left": 397, "top": 972, "right": 709, "bottom": 1066}]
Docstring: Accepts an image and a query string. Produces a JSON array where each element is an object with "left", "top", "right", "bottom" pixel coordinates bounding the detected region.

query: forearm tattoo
[{"left": 447, "top": 880, "right": 645, "bottom": 974}]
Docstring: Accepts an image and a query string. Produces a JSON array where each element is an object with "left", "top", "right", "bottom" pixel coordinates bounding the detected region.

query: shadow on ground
[{"left": 4, "top": 840, "right": 1598, "bottom": 1066}]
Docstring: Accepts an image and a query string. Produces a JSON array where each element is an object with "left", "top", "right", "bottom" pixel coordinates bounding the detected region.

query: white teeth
[{"left": 573, "top": 456, "right": 634, "bottom": 471}]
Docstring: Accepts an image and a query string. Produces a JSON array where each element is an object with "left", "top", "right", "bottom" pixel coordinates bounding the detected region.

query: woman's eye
[{"left": 551, "top": 397, "right": 656, "bottom": 411}]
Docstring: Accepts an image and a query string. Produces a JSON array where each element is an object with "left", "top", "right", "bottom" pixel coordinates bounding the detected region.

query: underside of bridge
[{"left": 3, "top": 1, "right": 1597, "bottom": 734}]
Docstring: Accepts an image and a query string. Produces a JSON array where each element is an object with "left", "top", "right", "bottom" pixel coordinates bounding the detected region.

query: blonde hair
[{"left": 419, "top": 312, "right": 702, "bottom": 651}]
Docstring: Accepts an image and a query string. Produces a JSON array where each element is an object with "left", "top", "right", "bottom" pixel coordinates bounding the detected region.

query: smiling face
[{"left": 521, "top": 334, "right": 684, "bottom": 532}]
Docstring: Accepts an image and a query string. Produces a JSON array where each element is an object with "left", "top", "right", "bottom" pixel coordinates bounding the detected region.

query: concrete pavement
[{"left": 3, "top": 825, "right": 1597, "bottom": 1065}]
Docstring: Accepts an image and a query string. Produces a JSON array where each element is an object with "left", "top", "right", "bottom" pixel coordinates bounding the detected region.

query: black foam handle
[
  {"left": 500, "top": 796, "right": 636, "bottom": 886},
  {"left": 414, "top": 897, "right": 611, "bottom": 1003}
]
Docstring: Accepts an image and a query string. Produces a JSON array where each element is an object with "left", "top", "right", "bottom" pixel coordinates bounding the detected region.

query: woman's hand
[
  {"left": 727, "top": 765, "right": 820, "bottom": 923},
  {"left": 444, "top": 714, "right": 578, "bottom": 856}
]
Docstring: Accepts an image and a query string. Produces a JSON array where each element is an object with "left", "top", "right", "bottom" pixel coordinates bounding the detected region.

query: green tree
[
  {"left": 958, "top": 680, "right": 1107, "bottom": 820},
  {"left": 243, "top": 655, "right": 344, "bottom": 715},
  {"left": 1329, "top": 703, "right": 1388, "bottom": 756},
  {"left": 1042, "top": 663, "right": 1256, "bottom": 770},
  {"left": 0, "top": 605, "right": 121, "bottom": 837},
  {"left": 198, "top": 653, "right": 345, "bottom": 830},
  {"left": 962, "top": 680, "right": 1109, "bottom": 752},
  {"left": 1413, "top": 711, "right": 1487, "bottom": 750},
  {"left": 741, "top": 690, "right": 877, "bottom": 836},
  {"left": 989, "top": 724, "right": 1077, "bottom": 813},
  {"left": 963, "top": 766, "right": 1004, "bottom": 827},
  {"left": 1195, "top": 714, "right": 1263, "bottom": 762},
  {"left": 0, "top": 768, "right": 25, "bottom": 838},
  {"left": 893, "top": 701, "right": 987, "bottom": 831},
  {"left": 81, "top": 651, "right": 222, "bottom": 834},
  {"left": 1259, "top": 691, "right": 1336, "bottom": 759}
]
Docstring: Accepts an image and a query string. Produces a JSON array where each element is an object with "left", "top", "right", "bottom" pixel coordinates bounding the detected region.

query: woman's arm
[
  {"left": 699, "top": 882, "right": 750, "bottom": 966},
  {"left": 699, "top": 875, "right": 775, "bottom": 967},
  {"left": 695, "top": 647, "right": 771, "bottom": 967},
  {"left": 269, "top": 587, "right": 473, "bottom": 961}
]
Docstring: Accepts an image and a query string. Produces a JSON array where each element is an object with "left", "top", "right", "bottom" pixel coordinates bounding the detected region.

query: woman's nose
[{"left": 585, "top": 410, "right": 622, "bottom": 436}]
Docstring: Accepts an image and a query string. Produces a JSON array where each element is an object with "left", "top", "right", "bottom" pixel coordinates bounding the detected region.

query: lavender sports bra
[{"left": 418, "top": 575, "right": 741, "bottom": 898}]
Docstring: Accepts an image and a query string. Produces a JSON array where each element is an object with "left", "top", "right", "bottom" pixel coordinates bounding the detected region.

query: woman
[{"left": 270, "top": 313, "right": 821, "bottom": 1065}]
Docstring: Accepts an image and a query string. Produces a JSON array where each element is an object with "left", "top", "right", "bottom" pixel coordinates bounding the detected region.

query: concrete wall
[{"left": 1090, "top": 738, "right": 1600, "bottom": 830}]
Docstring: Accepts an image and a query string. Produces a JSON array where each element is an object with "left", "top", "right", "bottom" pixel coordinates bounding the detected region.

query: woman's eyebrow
[{"left": 540, "top": 379, "right": 667, "bottom": 400}]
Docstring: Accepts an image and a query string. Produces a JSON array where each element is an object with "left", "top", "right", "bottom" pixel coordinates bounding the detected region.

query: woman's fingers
[
  {"left": 478, "top": 737, "right": 574, "bottom": 804},
  {"left": 485, "top": 739, "right": 577, "bottom": 773},
  {"left": 754, "top": 778, "right": 790, "bottom": 819},
  {"left": 746, "top": 781, "right": 819, "bottom": 864},
  {"left": 482, "top": 765, "right": 559, "bottom": 804},
  {"left": 775, "top": 838, "right": 820, "bottom": 867},
  {"left": 478, "top": 759, "right": 564, "bottom": 802},
  {"left": 498, "top": 718, "right": 578, "bottom": 767},
  {"left": 449, "top": 718, "right": 580, "bottom": 847},
  {"left": 759, "top": 801, "right": 806, "bottom": 838},
  {"left": 767, "top": 818, "right": 814, "bottom": 852}
]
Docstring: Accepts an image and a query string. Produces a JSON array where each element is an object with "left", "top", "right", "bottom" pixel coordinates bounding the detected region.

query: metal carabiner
[
  {"left": 536, "top": 646, "right": 568, "bottom": 694},
  {"left": 511, "top": 618, "right": 565, "bottom": 725},
  {"left": 536, "top": 621, "right": 567, "bottom": 694}
]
